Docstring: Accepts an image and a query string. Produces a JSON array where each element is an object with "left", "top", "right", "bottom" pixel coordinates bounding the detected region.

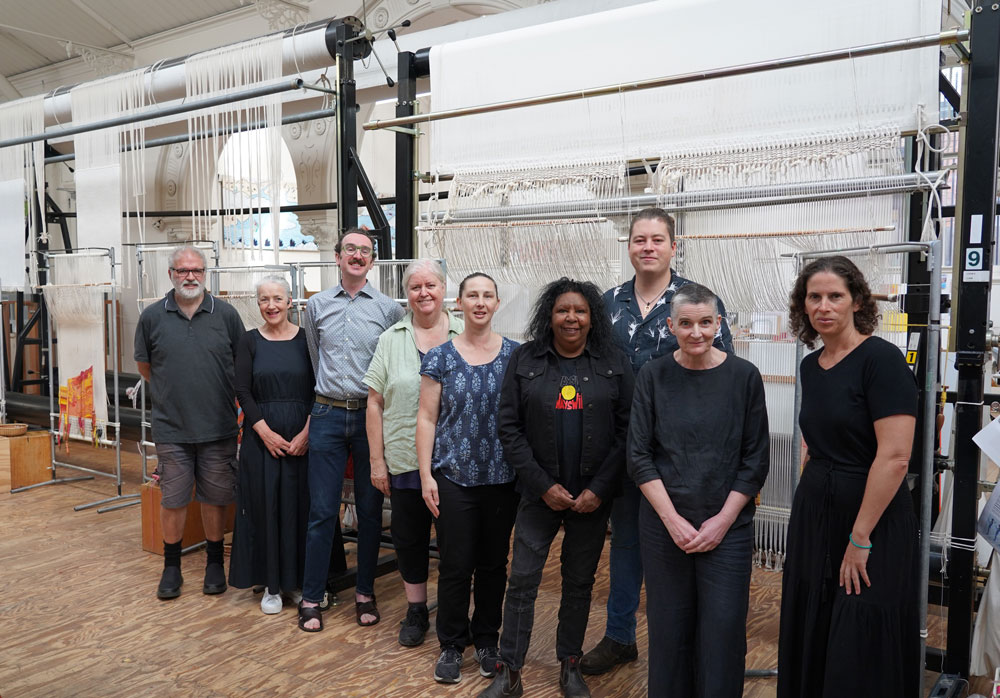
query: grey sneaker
[
  {"left": 476, "top": 647, "right": 501, "bottom": 677},
  {"left": 434, "top": 646, "right": 463, "bottom": 684}
]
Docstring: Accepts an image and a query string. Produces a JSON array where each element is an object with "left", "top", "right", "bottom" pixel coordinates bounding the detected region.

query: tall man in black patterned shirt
[
  {"left": 581, "top": 208, "right": 734, "bottom": 673},
  {"left": 297, "top": 229, "right": 404, "bottom": 632}
]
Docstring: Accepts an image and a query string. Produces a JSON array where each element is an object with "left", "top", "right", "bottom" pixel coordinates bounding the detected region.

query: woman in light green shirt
[{"left": 364, "top": 258, "right": 463, "bottom": 648}]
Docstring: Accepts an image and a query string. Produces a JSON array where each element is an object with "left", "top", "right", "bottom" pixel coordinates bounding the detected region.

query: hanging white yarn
[
  {"left": 71, "top": 68, "right": 148, "bottom": 273},
  {"left": 185, "top": 35, "right": 283, "bottom": 266},
  {"left": 0, "top": 95, "right": 44, "bottom": 291}
]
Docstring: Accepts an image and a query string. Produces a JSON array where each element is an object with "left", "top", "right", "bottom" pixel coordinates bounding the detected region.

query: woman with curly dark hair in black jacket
[{"left": 479, "top": 278, "right": 634, "bottom": 698}]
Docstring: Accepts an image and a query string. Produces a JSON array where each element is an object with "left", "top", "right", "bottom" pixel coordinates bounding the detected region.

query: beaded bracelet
[{"left": 849, "top": 533, "right": 872, "bottom": 550}]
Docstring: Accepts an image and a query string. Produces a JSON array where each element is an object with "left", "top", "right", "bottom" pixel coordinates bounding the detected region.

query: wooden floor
[{"left": 0, "top": 438, "right": 991, "bottom": 697}]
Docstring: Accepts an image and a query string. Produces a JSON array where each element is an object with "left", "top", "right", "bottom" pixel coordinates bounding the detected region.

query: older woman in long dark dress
[
  {"left": 479, "top": 278, "right": 633, "bottom": 698},
  {"left": 778, "top": 256, "right": 919, "bottom": 698},
  {"left": 627, "top": 282, "right": 769, "bottom": 698},
  {"left": 229, "top": 275, "right": 313, "bottom": 614}
]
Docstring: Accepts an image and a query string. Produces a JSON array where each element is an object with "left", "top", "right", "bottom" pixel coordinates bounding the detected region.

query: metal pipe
[
  {"left": 43, "top": 107, "right": 336, "bottom": 164},
  {"left": 0, "top": 79, "right": 304, "bottom": 150},
  {"left": 364, "top": 30, "right": 969, "bottom": 131},
  {"left": 423, "top": 172, "right": 947, "bottom": 224},
  {"left": 786, "top": 241, "right": 934, "bottom": 260},
  {"left": 918, "top": 239, "right": 942, "bottom": 694}
]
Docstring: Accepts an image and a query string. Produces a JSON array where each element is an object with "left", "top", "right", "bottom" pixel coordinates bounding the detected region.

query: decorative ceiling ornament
[
  {"left": 64, "top": 42, "right": 134, "bottom": 77},
  {"left": 240, "top": 0, "right": 311, "bottom": 30}
]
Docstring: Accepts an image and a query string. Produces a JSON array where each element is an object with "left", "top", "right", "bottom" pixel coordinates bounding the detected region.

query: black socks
[
  {"left": 206, "top": 538, "right": 224, "bottom": 567},
  {"left": 163, "top": 540, "right": 182, "bottom": 569}
]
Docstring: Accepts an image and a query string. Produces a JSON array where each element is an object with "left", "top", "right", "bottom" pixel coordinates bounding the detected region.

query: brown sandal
[
  {"left": 298, "top": 602, "right": 323, "bottom": 632},
  {"left": 355, "top": 594, "right": 380, "bottom": 627}
]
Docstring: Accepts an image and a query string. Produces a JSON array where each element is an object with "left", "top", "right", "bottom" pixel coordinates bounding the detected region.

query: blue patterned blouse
[{"left": 420, "top": 337, "right": 518, "bottom": 487}]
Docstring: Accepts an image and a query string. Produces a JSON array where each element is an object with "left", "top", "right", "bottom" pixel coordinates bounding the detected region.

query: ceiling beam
[
  {"left": 0, "top": 28, "right": 53, "bottom": 64},
  {"left": 0, "top": 73, "right": 22, "bottom": 100},
  {"left": 69, "top": 0, "right": 135, "bottom": 48}
]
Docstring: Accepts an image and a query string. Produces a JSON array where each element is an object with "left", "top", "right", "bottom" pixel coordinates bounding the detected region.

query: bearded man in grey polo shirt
[
  {"left": 135, "top": 245, "right": 245, "bottom": 600},
  {"left": 297, "top": 228, "right": 405, "bottom": 632}
]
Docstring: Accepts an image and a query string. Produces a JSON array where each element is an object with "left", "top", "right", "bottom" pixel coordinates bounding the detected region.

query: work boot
[
  {"left": 579, "top": 636, "right": 638, "bottom": 675},
  {"left": 476, "top": 662, "right": 523, "bottom": 698},
  {"left": 559, "top": 656, "right": 591, "bottom": 697}
]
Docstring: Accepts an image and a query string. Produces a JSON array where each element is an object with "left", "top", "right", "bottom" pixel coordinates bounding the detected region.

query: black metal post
[
  {"left": 331, "top": 18, "right": 367, "bottom": 234},
  {"left": 394, "top": 50, "right": 421, "bottom": 259},
  {"left": 947, "top": 2, "right": 1000, "bottom": 677}
]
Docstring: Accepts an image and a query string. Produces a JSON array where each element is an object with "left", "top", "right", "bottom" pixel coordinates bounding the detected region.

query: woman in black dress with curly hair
[{"left": 778, "top": 256, "right": 919, "bottom": 698}]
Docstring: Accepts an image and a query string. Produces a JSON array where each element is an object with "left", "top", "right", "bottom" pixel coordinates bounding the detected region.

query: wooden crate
[
  {"left": 140, "top": 480, "right": 235, "bottom": 555},
  {"left": 2, "top": 431, "right": 52, "bottom": 491}
]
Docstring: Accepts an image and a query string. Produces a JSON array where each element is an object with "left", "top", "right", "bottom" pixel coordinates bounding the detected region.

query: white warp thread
[
  {"left": 185, "top": 35, "right": 283, "bottom": 265},
  {"left": 0, "top": 95, "right": 44, "bottom": 290},
  {"left": 71, "top": 68, "right": 148, "bottom": 269}
]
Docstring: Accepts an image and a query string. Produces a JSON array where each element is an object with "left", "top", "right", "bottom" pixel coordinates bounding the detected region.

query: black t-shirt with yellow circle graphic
[{"left": 555, "top": 356, "right": 584, "bottom": 497}]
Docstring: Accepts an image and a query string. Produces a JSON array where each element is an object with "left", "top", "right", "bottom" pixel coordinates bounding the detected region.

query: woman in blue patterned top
[{"left": 416, "top": 272, "right": 519, "bottom": 686}]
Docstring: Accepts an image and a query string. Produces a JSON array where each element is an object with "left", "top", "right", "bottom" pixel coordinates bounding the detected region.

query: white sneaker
[{"left": 261, "top": 591, "right": 283, "bottom": 614}]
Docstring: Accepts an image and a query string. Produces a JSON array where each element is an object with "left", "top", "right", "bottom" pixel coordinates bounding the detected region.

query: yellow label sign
[{"left": 905, "top": 350, "right": 918, "bottom": 365}]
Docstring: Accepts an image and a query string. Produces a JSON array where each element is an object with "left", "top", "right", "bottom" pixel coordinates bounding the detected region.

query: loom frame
[
  {"left": 382, "top": 5, "right": 994, "bottom": 684},
  {"left": 945, "top": 1, "right": 1000, "bottom": 679},
  {"left": 10, "top": 247, "right": 136, "bottom": 514}
]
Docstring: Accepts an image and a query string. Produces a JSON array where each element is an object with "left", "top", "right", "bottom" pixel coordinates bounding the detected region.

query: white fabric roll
[{"left": 429, "top": 0, "right": 939, "bottom": 172}]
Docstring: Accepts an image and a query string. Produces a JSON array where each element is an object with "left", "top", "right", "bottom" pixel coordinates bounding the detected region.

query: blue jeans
[
  {"left": 301, "top": 403, "right": 384, "bottom": 603},
  {"left": 640, "top": 498, "right": 752, "bottom": 698},
  {"left": 605, "top": 479, "right": 643, "bottom": 645}
]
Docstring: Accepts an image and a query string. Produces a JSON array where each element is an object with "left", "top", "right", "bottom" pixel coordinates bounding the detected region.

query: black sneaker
[
  {"left": 559, "top": 656, "right": 591, "bottom": 697},
  {"left": 579, "top": 636, "right": 638, "bottom": 675},
  {"left": 476, "top": 663, "right": 523, "bottom": 698},
  {"left": 476, "top": 647, "right": 501, "bottom": 678},
  {"left": 398, "top": 604, "right": 430, "bottom": 647},
  {"left": 202, "top": 562, "right": 227, "bottom": 595},
  {"left": 157, "top": 566, "right": 183, "bottom": 600},
  {"left": 434, "top": 647, "right": 463, "bottom": 684}
]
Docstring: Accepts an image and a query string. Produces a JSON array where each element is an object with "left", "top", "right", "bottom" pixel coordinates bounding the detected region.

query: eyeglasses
[
  {"left": 170, "top": 267, "right": 206, "bottom": 277},
  {"left": 341, "top": 244, "right": 373, "bottom": 257}
]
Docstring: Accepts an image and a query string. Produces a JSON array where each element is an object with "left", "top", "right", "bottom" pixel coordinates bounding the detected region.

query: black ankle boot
[
  {"left": 559, "top": 656, "right": 591, "bottom": 698},
  {"left": 476, "top": 662, "right": 523, "bottom": 698}
]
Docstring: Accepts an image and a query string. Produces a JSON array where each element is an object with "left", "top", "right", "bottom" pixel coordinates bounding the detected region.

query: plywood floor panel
[{"left": 0, "top": 441, "right": 992, "bottom": 697}]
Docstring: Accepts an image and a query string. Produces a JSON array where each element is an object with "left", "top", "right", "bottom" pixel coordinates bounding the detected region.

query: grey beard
[{"left": 175, "top": 282, "right": 203, "bottom": 300}]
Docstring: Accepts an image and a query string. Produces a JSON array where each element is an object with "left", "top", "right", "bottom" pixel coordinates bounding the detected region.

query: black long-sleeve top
[
  {"left": 498, "top": 340, "right": 634, "bottom": 503},
  {"left": 234, "top": 328, "right": 313, "bottom": 431},
  {"left": 627, "top": 353, "right": 769, "bottom": 529}
]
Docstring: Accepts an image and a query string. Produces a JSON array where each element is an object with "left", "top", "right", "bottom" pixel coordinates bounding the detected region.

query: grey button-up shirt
[{"left": 304, "top": 281, "right": 405, "bottom": 400}]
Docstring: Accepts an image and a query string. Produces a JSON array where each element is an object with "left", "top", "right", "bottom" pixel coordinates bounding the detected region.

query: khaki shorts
[{"left": 155, "top": 437, "right": 237, "bottom": 509}]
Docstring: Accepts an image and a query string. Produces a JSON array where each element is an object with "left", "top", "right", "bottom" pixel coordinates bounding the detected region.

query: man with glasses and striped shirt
[{"left": 297, "top": 229, "right": 405, "bottom": 632}]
